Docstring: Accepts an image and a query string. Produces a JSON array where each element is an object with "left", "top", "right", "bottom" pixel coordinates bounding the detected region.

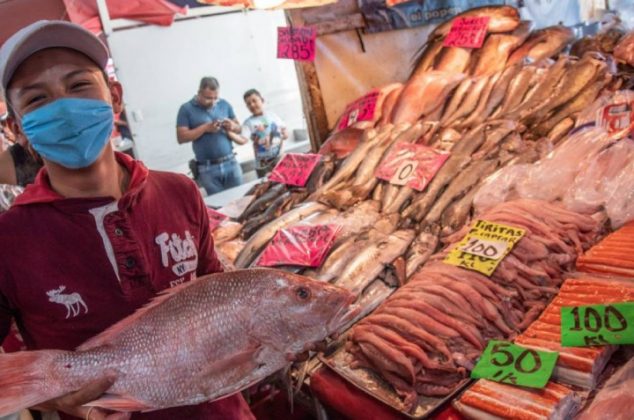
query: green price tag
[
  {"left": 561, "top": 302, "right": 634, "bottom": 347},
  {"left": 471, "top": 340, "right": 558, "bottom": 388}
]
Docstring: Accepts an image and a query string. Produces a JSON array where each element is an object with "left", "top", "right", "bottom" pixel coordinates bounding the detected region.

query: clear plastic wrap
[
  {"left": 473, "top": 126, "right": 611, "bottom": 212},
  {"left": 578, "top": 356, "right": 634, "bottom": 420},
  {"left": 0, "top": 184, "right": 24, "bottom": 213},
  {"left": 562, "top": 140, "right": 634, "bottom": 215},
  {"left": 256, "top": 224, "right": 341, "bottom": 268}
]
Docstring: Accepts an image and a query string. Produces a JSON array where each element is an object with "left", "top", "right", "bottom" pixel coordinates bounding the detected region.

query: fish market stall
[{"left": 205, "top": 2, "right": 634, "bottom": 418}]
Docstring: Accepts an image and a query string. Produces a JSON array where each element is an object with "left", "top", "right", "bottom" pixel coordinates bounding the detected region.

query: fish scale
[{"left": 0, "top": 269, "right": 357, "bottom": 415}]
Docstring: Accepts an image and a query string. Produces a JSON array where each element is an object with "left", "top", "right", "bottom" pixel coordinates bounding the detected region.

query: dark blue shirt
[{"left": 177, "top": 97, "right": 237, "bottom": 161}]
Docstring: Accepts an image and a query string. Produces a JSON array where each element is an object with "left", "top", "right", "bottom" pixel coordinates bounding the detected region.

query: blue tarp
[{"left": 359, "top": 0, "right": 507, "bottom": 33}]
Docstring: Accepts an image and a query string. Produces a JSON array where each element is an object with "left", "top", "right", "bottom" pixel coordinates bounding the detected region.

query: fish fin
[
  {"left": 85, "top": 394, "right": 152, "bottom": 412},
  {"left": 0, "top": 350, "right": 67, "bottom": 416},
  {"left": 77, "top": 279, "right": 203, "bottom": 351},
  {"left": 201, "top": 345, "right": 263, "bottom": 379}
]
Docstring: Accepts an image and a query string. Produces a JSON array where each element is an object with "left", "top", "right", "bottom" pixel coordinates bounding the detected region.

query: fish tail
[{"left": 0, "top": 349, "right": 66, "bottom": 416}]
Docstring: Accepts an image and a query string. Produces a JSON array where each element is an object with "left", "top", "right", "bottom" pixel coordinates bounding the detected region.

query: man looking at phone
[{"left": 176, "top": 77, "right": 246, "bottom": 195}]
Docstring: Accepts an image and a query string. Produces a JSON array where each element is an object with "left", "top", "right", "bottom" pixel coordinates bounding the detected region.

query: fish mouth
[{"left": 327, "top": 297, "right": 361, "bottom": 336}]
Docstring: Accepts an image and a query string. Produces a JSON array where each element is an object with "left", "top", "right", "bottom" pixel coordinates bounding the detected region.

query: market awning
[{"left": 62, "top": 0, "right": 185, "bottom": 34}]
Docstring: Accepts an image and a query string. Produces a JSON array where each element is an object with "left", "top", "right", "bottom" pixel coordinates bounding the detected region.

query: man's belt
[{"left": 197, "top": 154, "right": 235, "bottom": 165}]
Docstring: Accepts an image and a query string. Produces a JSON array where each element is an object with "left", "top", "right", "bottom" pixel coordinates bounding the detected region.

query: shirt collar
[{"left": 13, "top": 152, "right": 149, "bottom": 210}]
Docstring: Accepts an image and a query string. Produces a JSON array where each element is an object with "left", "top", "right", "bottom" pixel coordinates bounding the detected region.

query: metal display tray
[{"left": 319, "top": 344, "right": 471, "bottom": 419}]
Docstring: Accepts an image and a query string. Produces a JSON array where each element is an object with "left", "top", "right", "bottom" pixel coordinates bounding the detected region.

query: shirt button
[
  {"left": 125, "top": 257, "right": 136, "bottom": 269},
  {"left": 114, "top": 228, "right": 124, "bottom": 236}
]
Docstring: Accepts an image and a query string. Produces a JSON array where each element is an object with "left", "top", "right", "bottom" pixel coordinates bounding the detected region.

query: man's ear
[{"left": 109, "top": 80, "right": 124, "bottom": 114}]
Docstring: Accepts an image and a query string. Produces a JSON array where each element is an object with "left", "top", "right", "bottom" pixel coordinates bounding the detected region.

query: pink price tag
[
  {"left": 206, "top": 208, "right": 228, "bottom": 232},
  {"left": 443, "top": 16, "right": 490, "bottom": 49},
  {"left": 277, "top": 26, "right": 316, "bottom": 61},
  {"left": 375, "top": 143, "right": 449, "bottom": 191},
  {"left": 268, "top": 153, "right": 322, "bottom": 187},
  {"left": 257, "top": 224, "right": 340, "bottom": 267},
  {"left": 337, "top": 90, "right": 381, "bottom": 130}
]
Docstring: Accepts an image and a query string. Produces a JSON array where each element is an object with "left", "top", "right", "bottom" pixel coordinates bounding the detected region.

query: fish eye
[{"left": 295, "top": 287, "right": 310, "bottom": 301}]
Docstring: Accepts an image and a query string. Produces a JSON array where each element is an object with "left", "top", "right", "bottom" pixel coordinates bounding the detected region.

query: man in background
[{"left": 176, "top": 77, "right": 246, "bottom": 195}]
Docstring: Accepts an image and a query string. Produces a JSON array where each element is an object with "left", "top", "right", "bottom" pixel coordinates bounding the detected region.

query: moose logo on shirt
[
  {"left": 155, "top": 230, "right": 199, "bottom": 278},
  {"left": 46, "top": 285, "right": 88, "bottom": 319}
]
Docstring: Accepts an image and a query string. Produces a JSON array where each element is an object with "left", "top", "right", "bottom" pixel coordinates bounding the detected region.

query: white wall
[{"left": 105, "top": 10, "right": 306, "bottom": 174}]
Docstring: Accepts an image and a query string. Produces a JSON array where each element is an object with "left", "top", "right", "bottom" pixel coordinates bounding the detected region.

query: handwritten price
[
  {"left": 277, "top": 27, "right": 316, "bottom": 61},
  {"left": 460, "top": 238, "right": 508, "bottom": 260},
  {"left": 257, "top": 224, "right": 340, "bottom": 267},
  {"left": 338, "top": 91, "right": 380, "bottom": 130},
  {"left": 471, "top": 341, "right": 558, "bottom": 388},
  {"left": 562, "top": 303, "right": 634, "bottom": 346},
  {"left": 443, "top": 16, "right": 489, "bottom": 49},
  {"left": 268, "top": 153, "right": 322, "bottom": 187}
]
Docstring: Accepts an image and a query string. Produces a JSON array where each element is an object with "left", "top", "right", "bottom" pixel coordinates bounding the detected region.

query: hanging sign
[
  {"left": 257, "top": 224, "right": 341, "bottom": 267},
  {"left": 206, "top": 208, "right": 228, "bottom": 231},
  {"left": 268, "top": 153, "right": 322, "bottom": 187},
  {"left": 375, "top": 143, "right": 449, "bottom": 191},
  {"left": 471, "top": 340, "right": 558, "bottom": 389},
  {"left": 561, "top": 303, "right": 634, "bottom": 347},
  {"left": 443, "top": 16, "right": 490, "bottom": 48},
  {"left": 277, "top": 26, "right": 316, "bottom": 61},
  {"left": 337, "top": 90, "right": 381, "bottom": 130},
  {"left": 444, "top": 220, "right": 525, "bottom": 276}
]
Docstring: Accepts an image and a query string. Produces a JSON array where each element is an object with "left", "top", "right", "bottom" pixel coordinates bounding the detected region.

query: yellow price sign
[{"left": 444, "top": 220, "right": 525, "bottom": 276}]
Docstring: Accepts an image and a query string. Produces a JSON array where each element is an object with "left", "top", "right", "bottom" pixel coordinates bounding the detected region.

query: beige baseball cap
[{"left": 0, "top": 20, "right": 109, "bottom": 92}]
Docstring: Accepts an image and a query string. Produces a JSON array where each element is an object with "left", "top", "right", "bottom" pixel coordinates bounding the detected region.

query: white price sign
[
  {"left": 459, "top": 237, "right": 509, "bottom": 260},
  {"left": 389, "top": 160, "right": 418, "bottom": 186}
]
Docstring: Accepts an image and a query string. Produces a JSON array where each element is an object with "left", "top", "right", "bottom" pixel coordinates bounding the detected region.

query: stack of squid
[{"left": 345, "top": 199, "right": 601, "bottom": 409}]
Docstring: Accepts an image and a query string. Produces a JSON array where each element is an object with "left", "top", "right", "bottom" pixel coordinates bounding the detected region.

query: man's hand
[
  {"left": 221, "top": 119, "right": 238, "bottom": 133},
  {"left": 206, "top": 121, "right": 221, "bottom": 133},
  {"left": 34, "top": 375, "right": 129, "bottom": 419}
]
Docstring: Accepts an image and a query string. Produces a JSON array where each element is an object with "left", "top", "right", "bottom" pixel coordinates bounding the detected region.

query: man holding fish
[{"left": 0, "top": 21, "right": 253, "bottom": 419}]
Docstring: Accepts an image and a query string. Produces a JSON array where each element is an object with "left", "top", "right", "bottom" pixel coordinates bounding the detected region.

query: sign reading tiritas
[
  {"left": 561, "top": 303, "right": 634, "bottom": 347},
  {"left": 444, "top": 220, "right": 525, "bottom": 276},
  {"left": 471, "top": 341, "right": 558, "bottom": 389}
]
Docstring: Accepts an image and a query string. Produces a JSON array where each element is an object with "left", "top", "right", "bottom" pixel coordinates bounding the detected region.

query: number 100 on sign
[{"left": 561, "top": 303, "right": 634, "bottom": 347}]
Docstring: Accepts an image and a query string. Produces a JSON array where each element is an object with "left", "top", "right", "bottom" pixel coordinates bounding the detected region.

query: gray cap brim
[{"left": 0, "top": 20, "right": 109, "bottom": 92}]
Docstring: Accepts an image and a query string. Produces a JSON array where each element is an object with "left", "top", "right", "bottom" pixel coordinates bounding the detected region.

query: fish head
[{"left": 253, "top": 269, "right": 359, "bottom": 355}]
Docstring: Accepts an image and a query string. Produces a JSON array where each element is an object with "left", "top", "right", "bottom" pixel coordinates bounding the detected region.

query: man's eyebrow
[
  {"left": 16, "top": 69, "right": 96, "bottom": 94},
  {"left": 62, "top": 69, "right": 95, "bottom": 81}
]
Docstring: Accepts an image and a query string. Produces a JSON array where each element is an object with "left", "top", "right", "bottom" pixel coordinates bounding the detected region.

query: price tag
[
  {"left": 206, "top": 208, "right": 228, "bottom": 231},
  {"left": 257, "top": 224, "right": 340, "bottom": 267},
  {"left": 389, "top": 160, "right": 418, "bottom": 186},
  {"left": 561, "top": 303, "right": 634, "bottom": 347},
  {"left": 459, "top": 238, "right": 509, "bottom": 260},
  {"left": 597, "top": 102, "right": 634, "bottom": 138},
  {"left": 277, "top": 26, "right": 316, "bottom": 61},
  {"left": 268, "top": 153, "right": 322, "bottom": 187},
  {"left": 375, "top": 143, "right": 449, "bottom": 191},
  {"left": 471, "top": 341, "right": 558, "bottom": 389},
  {"left": 337, "top": 91, "right": 380, "bottom": 130},
  {"left": 443, "top": 16, "right": 490, "bottom": 49},
  {"left": 444, "top": 220, "right": 525, "bottom": 276}
]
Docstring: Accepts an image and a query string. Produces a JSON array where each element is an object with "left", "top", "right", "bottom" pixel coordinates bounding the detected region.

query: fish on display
[{"left": 0, "top": 269, "right": 357, "bottom": 415}]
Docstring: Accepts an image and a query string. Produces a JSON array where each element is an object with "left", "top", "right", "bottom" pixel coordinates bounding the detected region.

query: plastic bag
[
  {"left": 256, "top": 224, "right": 341, "bottom": 268},
  {"left": 562, "top": 140, "right": 634, "bottom": 216},
  {"left": 0, "top": 184, "right": 24, "bottom": 213},
  {"left": 578, "top": 356, "right": 634, "bottom": 420}
]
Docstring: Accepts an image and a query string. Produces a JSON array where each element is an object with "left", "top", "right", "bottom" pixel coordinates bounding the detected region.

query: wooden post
[{"left": 286, "top": 10, "right": 331, "bottom": 152}]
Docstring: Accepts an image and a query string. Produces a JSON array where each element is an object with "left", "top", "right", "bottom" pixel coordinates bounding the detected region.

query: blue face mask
[{"left": 21, "top": 98, "right": 114, "bottom": 169}]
